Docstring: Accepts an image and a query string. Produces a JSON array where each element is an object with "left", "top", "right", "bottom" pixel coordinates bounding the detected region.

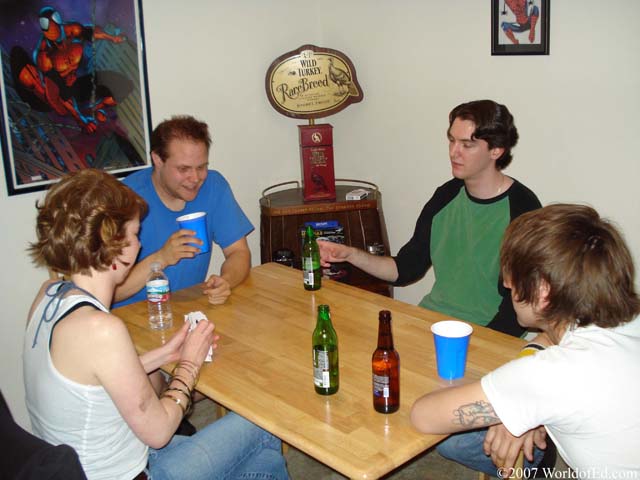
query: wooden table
[{"left": 115, "top": 263, "right": 524, "bottom": 479}]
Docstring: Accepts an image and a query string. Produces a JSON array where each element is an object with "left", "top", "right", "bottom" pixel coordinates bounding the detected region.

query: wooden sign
[{"left": 265, "top": 45, "right": 363, "bottom": 120}]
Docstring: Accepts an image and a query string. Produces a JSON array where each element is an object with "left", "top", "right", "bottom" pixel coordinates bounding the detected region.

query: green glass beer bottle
[
  {"left": 302, "top": 225, "right": 321, "bottom": 291},
  {"left": 312, "top": 304, "right": 339, "bottom": 395}
]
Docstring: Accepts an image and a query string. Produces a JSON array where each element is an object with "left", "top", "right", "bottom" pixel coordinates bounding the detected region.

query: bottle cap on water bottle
[{"left": 150, "top": 261, "right": 161, "bottom": 272}]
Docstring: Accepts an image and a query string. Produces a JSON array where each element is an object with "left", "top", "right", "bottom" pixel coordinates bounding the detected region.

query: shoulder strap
[
  {"left": 49, "top": 300, "right": 99, "bottom": 348},
  {"left": 31, "top": 282, "right": 107, "bottom": 348}
]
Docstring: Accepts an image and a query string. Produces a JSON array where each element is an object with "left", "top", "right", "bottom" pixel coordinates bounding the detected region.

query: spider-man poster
[
  {"left": 491, "top": 0, "right": 550, "bottom": 55},
  {"left": 0, "top": 0, "right": 151, "bottom": 195}
]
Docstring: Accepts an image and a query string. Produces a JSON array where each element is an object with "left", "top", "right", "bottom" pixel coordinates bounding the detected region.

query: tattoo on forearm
[{"left": 452, "top": 400, "right": 499, "bottom": 428}]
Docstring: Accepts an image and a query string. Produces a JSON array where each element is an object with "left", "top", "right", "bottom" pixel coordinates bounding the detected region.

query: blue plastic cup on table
[
  {"left": 431, "top": 320, "right": 473, "bottom": 380},
  {"left": 176, "top": 212, "right": 210, "bottom": 254}
]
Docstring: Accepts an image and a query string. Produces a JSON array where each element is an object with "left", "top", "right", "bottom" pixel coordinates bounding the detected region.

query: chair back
[{"left": 0, "top": 391, "right": 86, "bottom": 480}]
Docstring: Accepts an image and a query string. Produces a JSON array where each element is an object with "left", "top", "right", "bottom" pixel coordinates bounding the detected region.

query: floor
[{"left": 189, "top": 398, "right": 570, "bottom": 480}]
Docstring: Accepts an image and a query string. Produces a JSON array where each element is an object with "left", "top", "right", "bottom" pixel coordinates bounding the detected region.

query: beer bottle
[
  {"left": 312, "top": 304, "right": 339, "bottom": 395},
  {"left": 372, "top": 310, "right": 400, "bottom": 413},
  {"left": 302, "top": 225, "right": 321, "bottom": 291}
]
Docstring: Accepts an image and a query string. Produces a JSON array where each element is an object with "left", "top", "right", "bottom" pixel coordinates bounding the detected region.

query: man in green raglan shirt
[
  {"left": 318, "top": 99, "right": 546, "bottom": 475},
  {"left": 318, "top": 99, "right": 541, "bottom": 337}
]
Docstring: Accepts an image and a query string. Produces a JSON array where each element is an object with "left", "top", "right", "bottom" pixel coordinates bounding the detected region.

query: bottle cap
[{"left": 150, "top": 261, "right": 161, "bottom": 271}]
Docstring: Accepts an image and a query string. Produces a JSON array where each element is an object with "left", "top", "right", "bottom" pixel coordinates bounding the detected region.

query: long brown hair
[
  {"left": 29, "top": 169, "right": 147, "bottom": 276},
  {"left": 501, "top": 204, "right": 640, "bottom": 328}
]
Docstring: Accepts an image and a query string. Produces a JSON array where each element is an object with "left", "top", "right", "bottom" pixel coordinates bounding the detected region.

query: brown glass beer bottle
[{"left": 372, "top": 310, "right": 400, "bottom": 413}]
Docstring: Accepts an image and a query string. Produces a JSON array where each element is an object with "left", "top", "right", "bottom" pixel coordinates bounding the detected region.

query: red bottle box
[{"left": 298, "top": 124, "right": 336, "bottom": 201}]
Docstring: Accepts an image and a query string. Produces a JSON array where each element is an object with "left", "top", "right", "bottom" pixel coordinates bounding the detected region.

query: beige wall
[{"left": 2, "top": 0, "right": 639, "bottom": 428}]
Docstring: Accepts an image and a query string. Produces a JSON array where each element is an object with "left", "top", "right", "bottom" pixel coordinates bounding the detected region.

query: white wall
[{"left": 2, "top": 0, "right": 639, "bottom": 428}]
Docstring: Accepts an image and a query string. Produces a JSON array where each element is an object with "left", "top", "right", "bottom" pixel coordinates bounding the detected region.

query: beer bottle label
[
  {"left": 304, "top": 269, "right": 315, "bottom": 286},
  {"left": 313, "top": 349, "right": 330, "bottom": 387},
  {"left": 373, "top": 373, "right": 390, "bottom": 398},
  {"left": 303, "top": 257, "right": 314, "bottom": 271}
]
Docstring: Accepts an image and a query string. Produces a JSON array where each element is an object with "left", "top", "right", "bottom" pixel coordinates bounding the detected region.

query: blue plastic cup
[
  {"left": 431, "top": 320, "right": 473, "bottom": 380},
  {"left": 176, "top": 212, "right": 210, "bottom": 254}
]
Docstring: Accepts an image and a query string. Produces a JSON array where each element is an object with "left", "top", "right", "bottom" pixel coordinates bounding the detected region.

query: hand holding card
[{"left": 184, "top": 311, "right": 214, "bottom": 362}]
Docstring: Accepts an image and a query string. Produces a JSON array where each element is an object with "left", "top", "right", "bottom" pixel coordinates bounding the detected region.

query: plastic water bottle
[{"left": 146, "top": 262, "right": 173, "bottom": 330}]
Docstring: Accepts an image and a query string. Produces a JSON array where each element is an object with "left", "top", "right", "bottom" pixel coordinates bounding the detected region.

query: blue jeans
[
  {"left": 147, "top": 412, "right": 288, "bottom": 480},
  {"left": 436, "top": 429, "right": 544, "bottom": 477}
]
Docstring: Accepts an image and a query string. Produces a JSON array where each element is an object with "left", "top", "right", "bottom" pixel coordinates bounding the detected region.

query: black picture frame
[
  {"left": 0, "top": 0, "right": 152, "bottom": 196},
  {"left": 491, "top": 0, "right": 550, "bottom": 56}
]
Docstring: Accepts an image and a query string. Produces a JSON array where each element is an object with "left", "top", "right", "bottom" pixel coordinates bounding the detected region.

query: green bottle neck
[
  {"left": 317, "top": 306, "right": 332, "bottom": 327},
  {"left": 305, "top": 226, "right": 315, "bottom": 242}
]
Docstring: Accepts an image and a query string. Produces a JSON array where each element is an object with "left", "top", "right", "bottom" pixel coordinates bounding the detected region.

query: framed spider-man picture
[
  {"left": 491, "top": 0, "right": 550, "bottom": 55},
  {"left": 0, "top": 0, "right": 152, "bottom": 196}
]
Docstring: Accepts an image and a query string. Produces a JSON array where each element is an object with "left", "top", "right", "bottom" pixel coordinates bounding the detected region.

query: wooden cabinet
[{"left": 259, "top": 180, "right": 392, "bottom": 297}]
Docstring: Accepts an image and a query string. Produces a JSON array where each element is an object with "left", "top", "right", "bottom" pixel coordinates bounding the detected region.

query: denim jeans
[
  {"left": 147, "top": 412, "right": 289, "bottom": 480},
  {"left": 436, "top": 429, "right": 544, "bottom": 477}
]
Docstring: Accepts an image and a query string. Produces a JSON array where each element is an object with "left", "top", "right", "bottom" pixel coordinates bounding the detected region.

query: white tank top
[{"left": 23, "top": 282, "right": 148, "bottom": 480}]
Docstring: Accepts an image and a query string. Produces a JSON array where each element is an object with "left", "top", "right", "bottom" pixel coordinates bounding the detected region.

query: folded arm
[
  {"left": 484, "top": 423, "right": 547, "bottom": 470},
  {"left": 411, "top": 381, "right": 501, "bottom": 434}
]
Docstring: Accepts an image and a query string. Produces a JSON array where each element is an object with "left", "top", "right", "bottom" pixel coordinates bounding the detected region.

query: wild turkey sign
[
  {"left": 265, "top": 44, "right": 363, "bottom": 120},
  {"left": 265, "top": 45, "right": 363, "bottom": 201}
]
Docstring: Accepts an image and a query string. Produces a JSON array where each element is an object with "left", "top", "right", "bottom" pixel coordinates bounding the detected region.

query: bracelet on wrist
[
  {"left": 171, "top": 375, "right": 193, "bottom": 394},
  {"left": 161, "top": 391, "right": 188, "bottom": 416},
  {"left": 172, "top": 361, "right": 200, "bottom": 385}
]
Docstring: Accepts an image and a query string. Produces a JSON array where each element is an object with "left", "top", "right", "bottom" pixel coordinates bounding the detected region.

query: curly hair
[
  {"left": 29, "top": 169, "right": 148, "bottom": 276},
  {"left": 150, "top": 115, "right": 212, "bottom": 161},
  {"left": 448, "top": 99, "right": 519, "bottom": 170},
  {"left": 501, "top": 204, "right": 640, "bottom": 329}
]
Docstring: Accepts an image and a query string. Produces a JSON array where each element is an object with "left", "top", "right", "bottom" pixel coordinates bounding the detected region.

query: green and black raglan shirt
[{"left": 393, "top": 178, "right": 541, "bottom": 337}]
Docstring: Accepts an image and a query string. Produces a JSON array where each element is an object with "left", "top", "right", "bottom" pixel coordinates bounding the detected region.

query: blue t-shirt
[{"left": 114, "top": 168, "right": 254, "bottom": 307}]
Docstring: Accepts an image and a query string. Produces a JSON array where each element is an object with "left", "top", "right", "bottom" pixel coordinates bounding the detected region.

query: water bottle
[{"left": 146, "top": 262, "right": 173, "bottom": 330}]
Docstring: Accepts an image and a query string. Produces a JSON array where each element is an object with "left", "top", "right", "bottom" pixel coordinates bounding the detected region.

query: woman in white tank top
[{"left": 24, "top": 169, "right": 289, "bottom": 480}]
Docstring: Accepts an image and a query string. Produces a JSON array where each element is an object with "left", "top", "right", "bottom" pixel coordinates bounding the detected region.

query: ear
[
  {"left": 490, "top": 146, "right": 505, "bottom": 161},
  {"left": 537, "top": 280, "right": 551, "bottom": 310},
  {"left": 151, "top": 151, "right": 163, "bottom": 168}
]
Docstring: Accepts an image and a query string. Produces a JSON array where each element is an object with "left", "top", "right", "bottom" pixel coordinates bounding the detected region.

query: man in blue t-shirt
[{"left": 113, "top": 115, "right": 254, "bottom": 308}]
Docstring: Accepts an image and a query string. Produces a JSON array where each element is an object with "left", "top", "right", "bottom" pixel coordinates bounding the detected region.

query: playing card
[{"left": 184, "top": 311, "right": 213, "bottom": 362}]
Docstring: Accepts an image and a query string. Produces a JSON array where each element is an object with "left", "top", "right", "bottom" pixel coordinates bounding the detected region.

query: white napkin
[{"left": 184, "top": 311, "right": 213, "bottom": 362}]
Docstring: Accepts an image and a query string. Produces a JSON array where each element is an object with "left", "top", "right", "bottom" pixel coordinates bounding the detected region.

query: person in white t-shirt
[{"left": 411, "top": 203, "right": 640, "bottom": 476}]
